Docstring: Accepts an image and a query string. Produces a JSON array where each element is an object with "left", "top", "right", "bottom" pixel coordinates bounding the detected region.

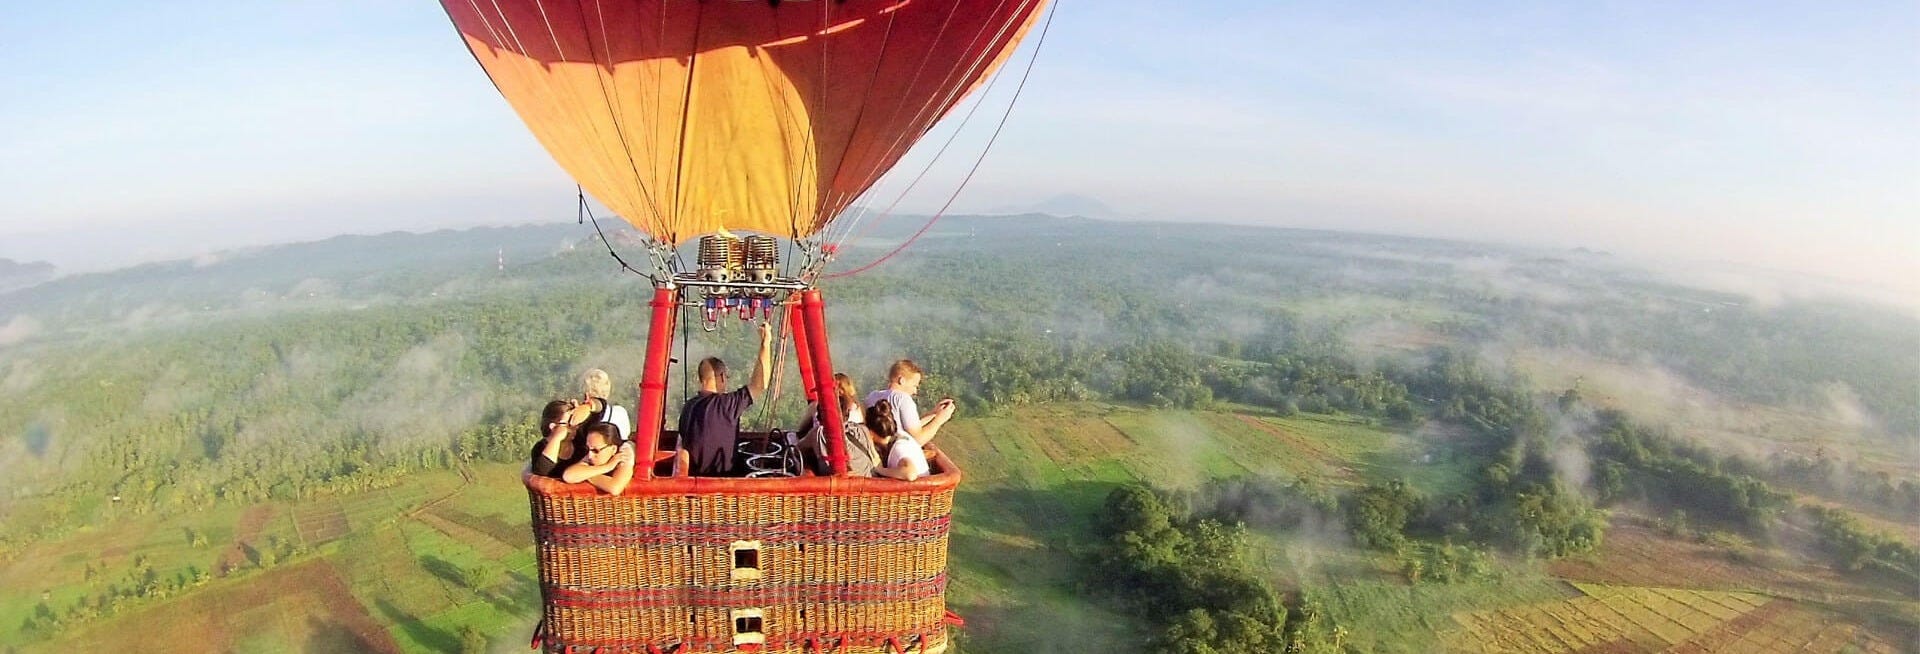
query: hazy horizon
[{"left": 7, "top": 209, "right": 1915, "bottom": 319}]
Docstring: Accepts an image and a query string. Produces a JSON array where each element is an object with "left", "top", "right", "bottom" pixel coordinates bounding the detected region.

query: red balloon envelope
[{"left": 442, "top": 0, "right": 1049, "bottom": 245}]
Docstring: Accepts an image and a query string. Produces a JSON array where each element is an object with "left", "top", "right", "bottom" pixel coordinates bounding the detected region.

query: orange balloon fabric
[{"left": 443, "top": 0, "right": 1047, "bottom": 245}]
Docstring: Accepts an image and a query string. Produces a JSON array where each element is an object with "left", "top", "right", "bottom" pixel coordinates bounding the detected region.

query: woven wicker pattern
[{"left": 526, "top": 454, "right": 962, "bottom": 654}]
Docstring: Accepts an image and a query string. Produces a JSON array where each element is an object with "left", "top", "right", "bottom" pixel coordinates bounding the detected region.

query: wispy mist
[{"left": 0, "top": 316, "right": 40, "bottom": 346}]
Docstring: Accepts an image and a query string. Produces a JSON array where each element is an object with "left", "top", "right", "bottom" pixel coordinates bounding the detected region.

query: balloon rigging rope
[
  {"left": 821, "top": 0, "right": 966, "bottom": 227},
  {"left": 522, "top": 0, "right": 669, "bottom": 241},
  {"left": 751, "top": 310, "right": 796, "bottom": 431},
  {"left": 834, "top": 0, "right": 1023, "bottom": 221},
  {"left": 784, "top": 0, "right": 832, "bottom": 276},
  {"left": 466, "top": 0, "right": 671, "bottom": 274},
  {"left": 826, "top": 55, "right": 1002, "bottom": 256},
  {"left": 824, "top": 0, "right": 1019, "bottom": 247},
  {"left": 577, "top": 0, "right": 670, "bottom": 236},
  {"left": 675, "top": 301, "right": 690, "bottom": 454},
  {"left": 579, "top": 187, "right": 655, "bottom": 280},
  {"left": 764, "top": 4, "right": 816, "bottom": 279},
  {"left": 666, "top": 0, "right": 710, "bottom": 247},
  {"left": 823, "top": 0, "right": 1057, "bottom": 280},
  {"left": 824, "top": 0, "right": 1036, "bottom": 253},
  {"left": 815, "top": 6, "right": 904, "bottom": 234}
]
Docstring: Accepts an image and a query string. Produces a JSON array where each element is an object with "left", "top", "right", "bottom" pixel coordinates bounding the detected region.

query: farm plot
[
  {"left": 1209, "top": 412, "right": 1381, "bottom": 484},
  {"left": 54, "top": 558, "right": 401, "bottom": 653},
  {"left": 418, "top": 505, "right": 517, "bottom": 559},
  {"left": 0, "top": 503, "right": 253, "bottom": 648},
  {"left": 1103, "top": 411, "right": 1250, "bottom": 484},
  {"left": 336, "top": 474, "right": 465, "bottom": 533},
  {"left": 293, "top": 498, "right": 350, "bottom": 548},
  {"left": 1017, "top": 405, "right": 1138, "bottom": 466},
  {"left": 1319, "top": 576, "right": 1579, "bottom": 653},
  {"left": 1439, "top": 584, "right": 1898, "bottom": 653},
  {"left": 215, "top": 504, "right": 283, "bottom": 576},
  {"left": 941, "top": 414, "right": 1061, "bottom": 482},
  {"left": 1547, "top": 519, "right": 1865, "bottom": 599},
  {"left": 427, "top": 505, "right": 522, "bottom": 548}
]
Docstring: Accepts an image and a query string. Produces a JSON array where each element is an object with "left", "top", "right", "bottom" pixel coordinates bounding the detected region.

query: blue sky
[{"left": 1, "top": 1, "right": 1914, "bottom": 295}]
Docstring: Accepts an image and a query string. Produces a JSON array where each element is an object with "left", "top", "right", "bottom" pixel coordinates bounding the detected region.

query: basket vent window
[
  {"left": 730, "top": 540, "right": 763, "bottom": 581},
  {"left": 730, "top": 609, "right": 766, "bottom": 646}
]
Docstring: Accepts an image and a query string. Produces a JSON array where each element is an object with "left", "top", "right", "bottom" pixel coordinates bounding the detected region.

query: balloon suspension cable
[
  {"left": 750, "top": 303, "right": 797, "bottom": 432},
  {"left": 826, "top": 29, "right": 1003, "bottom": 259},
  {"left": 578, "top": 186, "right": 671, "bottom": 283},
  {"left": 794, "top": 236, "right": 832, "bottom": 286},
  {"left": 821, "top": 0, "right": 1049, "bottom": 256},
  {"left": 823, "top": 0, "right": 1058, "bottom": 280},
  {"left": 675, "top": 296, "right": 690, "bottom": 455}
]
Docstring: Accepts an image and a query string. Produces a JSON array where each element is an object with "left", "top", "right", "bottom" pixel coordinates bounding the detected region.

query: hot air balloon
[{"left": 439, "top": 1, "right": 1050, "bottom": 651}]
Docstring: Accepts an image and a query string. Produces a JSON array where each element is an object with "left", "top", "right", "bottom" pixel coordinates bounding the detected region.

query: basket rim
[{"left": 525, "top": 450, "right": 963, "bottom": 497}]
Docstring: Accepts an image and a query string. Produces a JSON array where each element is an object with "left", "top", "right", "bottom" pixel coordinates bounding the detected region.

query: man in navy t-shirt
[{"left": 680, "top": 321, "right": 773, "bottom": 476}]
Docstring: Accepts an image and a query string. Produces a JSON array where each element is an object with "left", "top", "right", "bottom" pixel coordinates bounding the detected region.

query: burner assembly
[{"left": 682, "top": 234, "right": 807, "bottom": 325}]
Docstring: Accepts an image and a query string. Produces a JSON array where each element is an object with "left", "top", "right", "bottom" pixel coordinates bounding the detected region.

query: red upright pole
[
  {"left": 789, "top": 300, "right": 817, "bottom": 404},
  {"left": 799, "top": 290, "right": 847, "bottom": 475},
  {"left": 635, "top": 286, "right": 677, "bottom": 480}
]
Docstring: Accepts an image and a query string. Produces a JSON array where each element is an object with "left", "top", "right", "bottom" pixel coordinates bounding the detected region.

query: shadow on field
[
  {"left": 418, "top": 554, "right": 478, "bottom": 591},
  {"left": 303, "top": 616, "right": 383, "bottom": 653},
  {"left": 947, "top": 600, "right": 1143, "bottom": 654},
  {"left": 373, "top": 598, "right": 458, "bottom": 653},
  {"left": 964, "top": 481, "right": 1123, "bottom": 543},
  {"left": 948, "top": 481, "right": 1143, "bottom": 653}
]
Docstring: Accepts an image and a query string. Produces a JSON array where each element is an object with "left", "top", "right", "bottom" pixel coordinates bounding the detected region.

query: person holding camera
[{"left": 864, "top": 359, "right": 955, "bottom": 456}]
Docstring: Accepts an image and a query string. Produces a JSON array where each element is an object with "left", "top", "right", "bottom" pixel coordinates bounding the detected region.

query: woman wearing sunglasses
[{"left": 561, "top": 422, "right": 635, "bottom": 496}]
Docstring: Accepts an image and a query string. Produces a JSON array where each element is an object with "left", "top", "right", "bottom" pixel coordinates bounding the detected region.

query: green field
[{"left": 5, "top": 401, "right": 1912, "bottom": 653}]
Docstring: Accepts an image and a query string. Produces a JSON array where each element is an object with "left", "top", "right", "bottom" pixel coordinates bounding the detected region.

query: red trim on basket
[
  {"left": 534, "top": 516, "right": 950, "bottom": 546},
  {"left": 543, "top": 631, "right": 935, "bottom": 651},
  {"left": 548, "top": 575, "right": 947, "bottom": 608}
]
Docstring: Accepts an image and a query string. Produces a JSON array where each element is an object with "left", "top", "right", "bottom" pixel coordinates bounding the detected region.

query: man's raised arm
[{"left": 748, "top": 321, "right": 773, "bottom": 401}]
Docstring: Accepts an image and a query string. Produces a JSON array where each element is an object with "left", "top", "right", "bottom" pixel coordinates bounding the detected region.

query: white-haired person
[{"left": 579, "top": 368, "right": 633, "bottom": 441}]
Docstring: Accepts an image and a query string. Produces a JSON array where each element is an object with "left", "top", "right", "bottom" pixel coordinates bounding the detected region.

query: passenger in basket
[
  {"left": 562, "top": 422, "right": 635, "bottom": 495},
  {"left": 867, "top": 399, "right": 929, "bottom": 481},
  {"left": 798, "top": 373, "right": 882, "bottom": 476},
  {"left": 864, "top": 359, "right": 955, "bottom": 449},
  {"left": 580, "top": 368, "right": 633, "bottom": 439},
  {"left": 680, "top": 321, "right": 773, "bottom": 477},
  {"left": 530, "top": 398, "right": 594, "bottom": 478}
]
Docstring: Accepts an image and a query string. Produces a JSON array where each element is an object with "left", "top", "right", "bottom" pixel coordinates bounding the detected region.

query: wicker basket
[{"left": 525, "top": 446, "right": 963, "bottom": 654}]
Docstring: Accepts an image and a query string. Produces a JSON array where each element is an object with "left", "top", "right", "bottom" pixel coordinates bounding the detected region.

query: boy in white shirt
[{"left": 863, "top": 359, "right": 955, "bottom": 448}]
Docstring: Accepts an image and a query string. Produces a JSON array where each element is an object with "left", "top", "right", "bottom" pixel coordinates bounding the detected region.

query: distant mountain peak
[
  {"left": 988, "top": 193, "right": 1122, "bottom": 219},
  {"left": 0, "top": 257, "right": 56, "bottom": 293},
  {"left": 0, "top": 257, "right": 54, "bottom": 274}
]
